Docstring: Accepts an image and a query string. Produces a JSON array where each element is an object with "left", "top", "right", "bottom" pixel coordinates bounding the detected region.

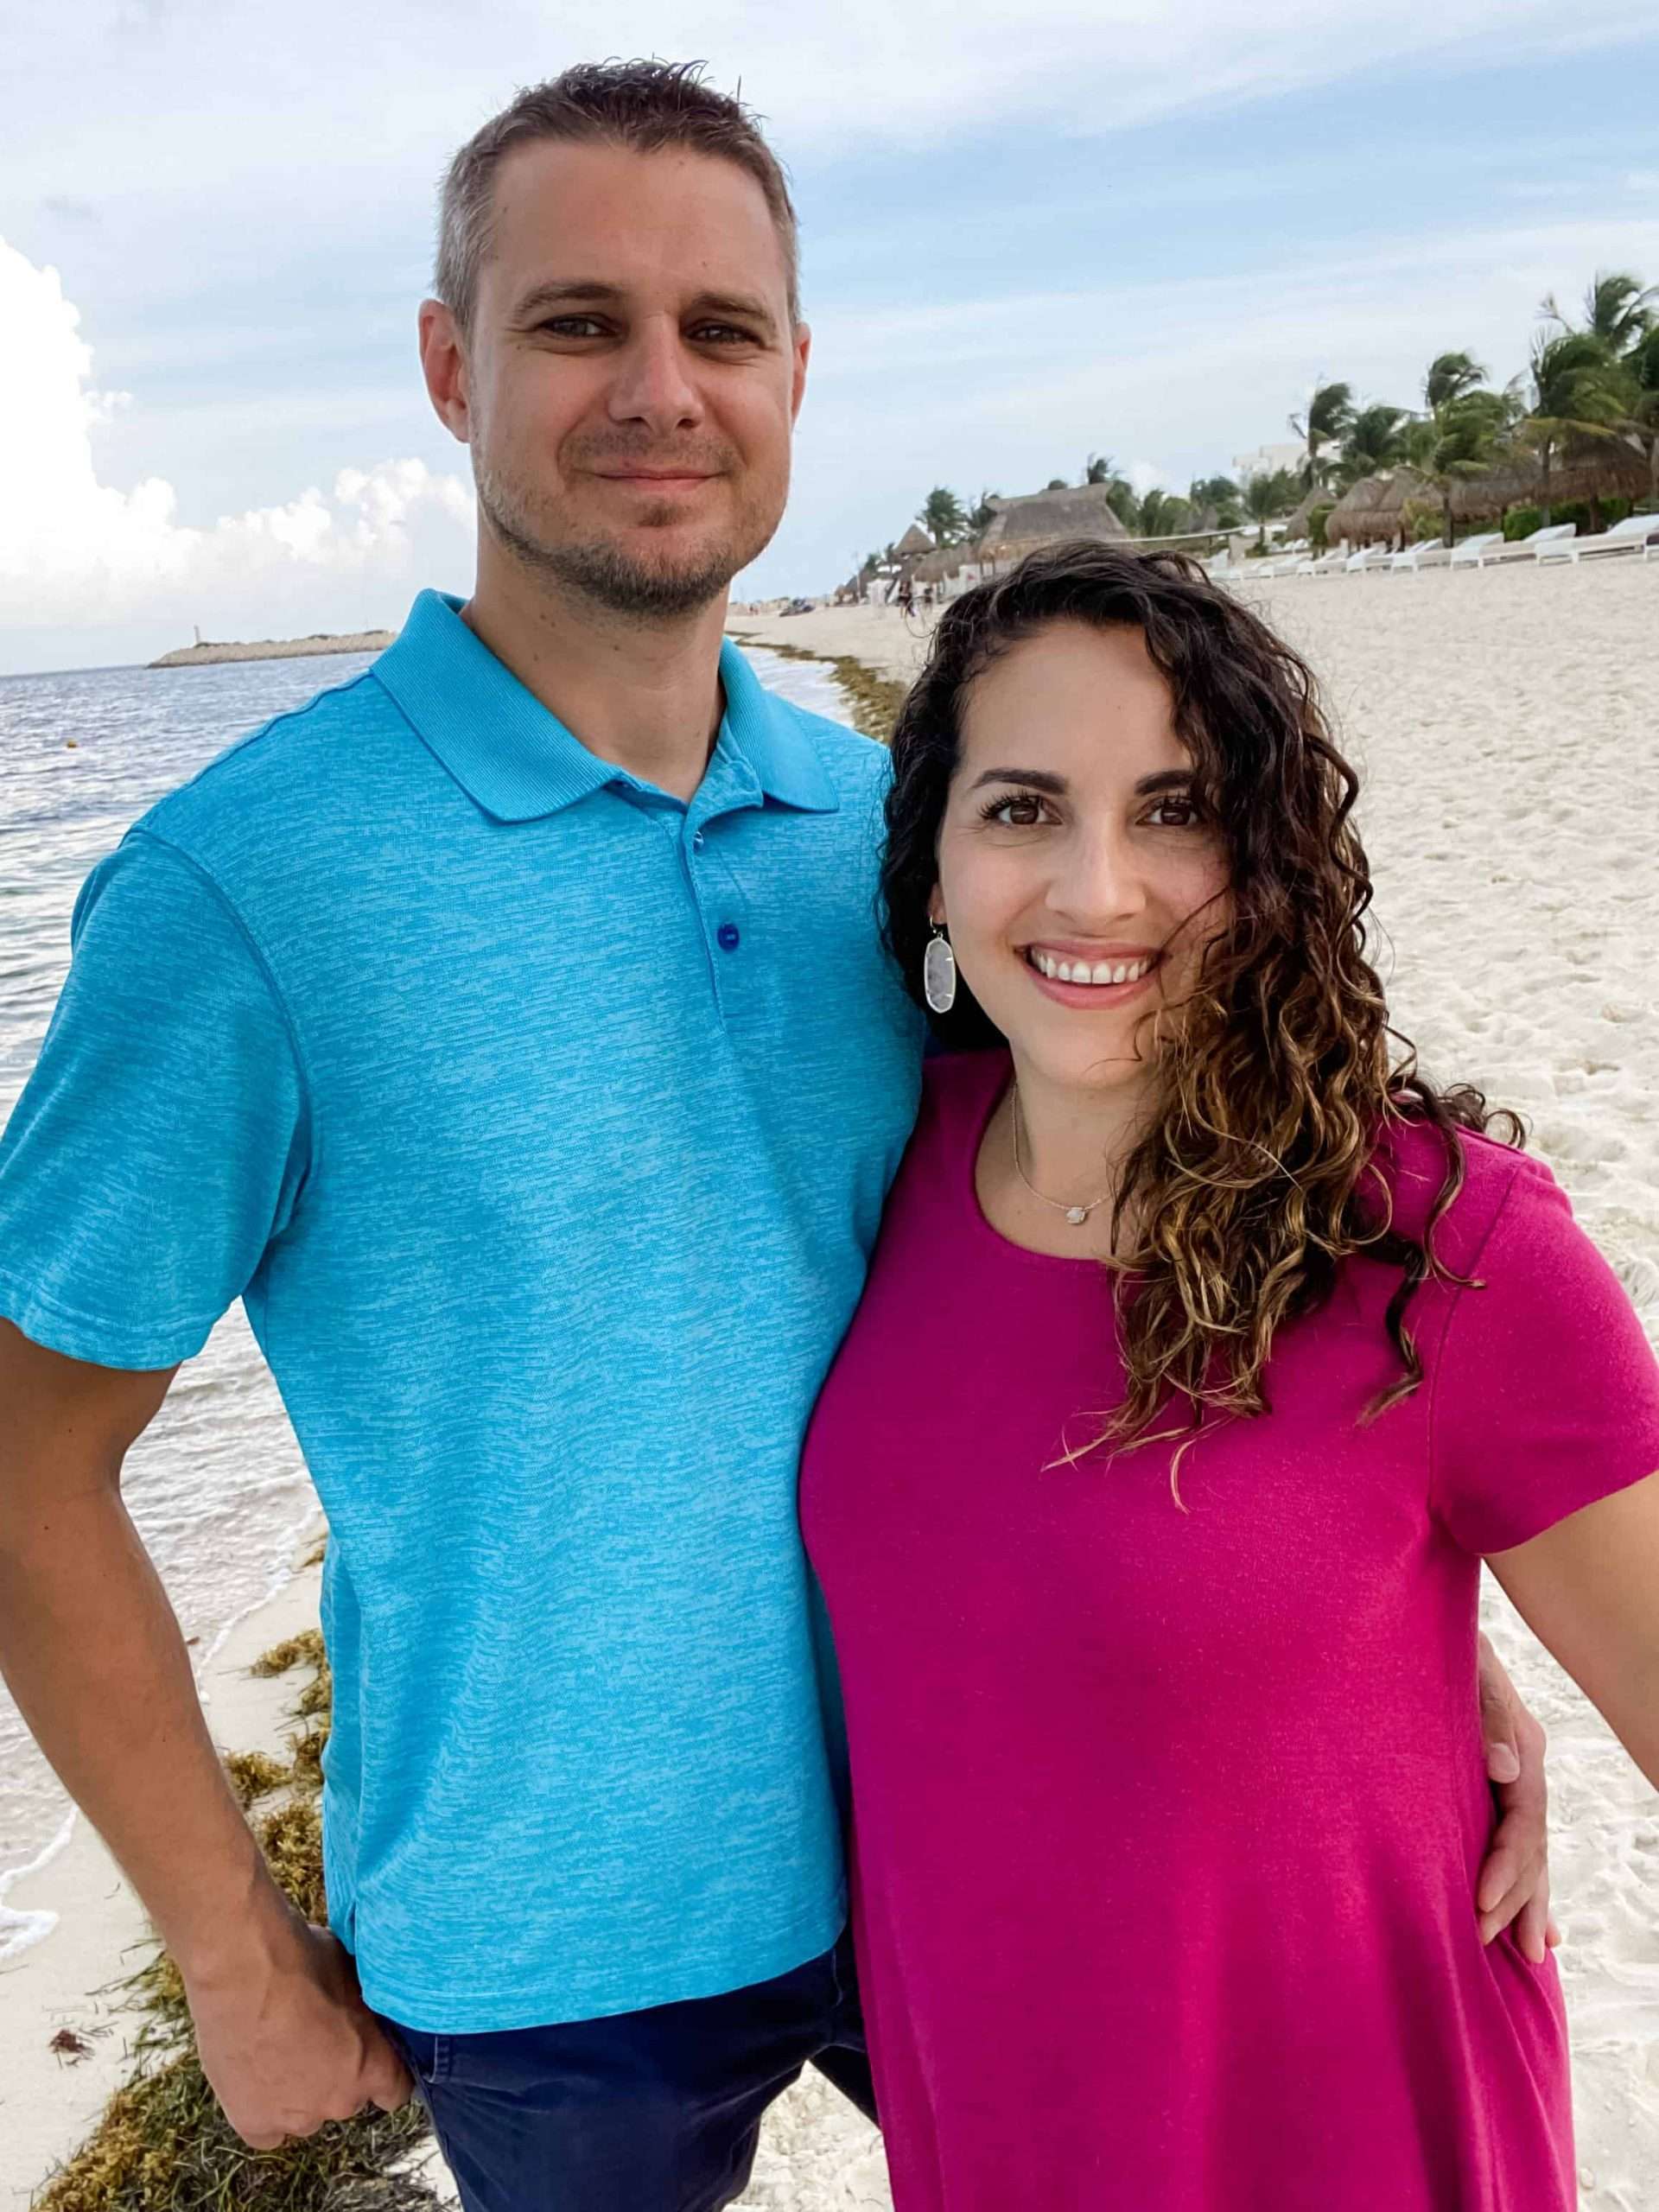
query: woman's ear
[{"left": 927, "top": 886, "right": 945, "bottom": 929}]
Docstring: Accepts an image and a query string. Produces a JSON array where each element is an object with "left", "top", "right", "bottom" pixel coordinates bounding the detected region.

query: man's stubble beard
[{"left": 474, "top": 447, "right": 784, "bottom": 621}]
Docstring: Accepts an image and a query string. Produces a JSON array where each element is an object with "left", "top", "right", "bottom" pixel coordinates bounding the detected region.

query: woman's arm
[{"left": 1484, "top": 1468, "right": 1659, "bottom": 1790}]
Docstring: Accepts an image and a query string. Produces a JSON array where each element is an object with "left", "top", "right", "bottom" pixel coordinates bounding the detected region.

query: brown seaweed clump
[
  {"left": 728, "top": 632, "right": 908, "bottom": 743},
  {"left": 33, "top": 1613, "right": 442, "bottom": 2211}
]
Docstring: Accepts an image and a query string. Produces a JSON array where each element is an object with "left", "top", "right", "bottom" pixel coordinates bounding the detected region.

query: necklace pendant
[{"left": 1065, "top": 1205, "right": 1089, "bottom": 1225}]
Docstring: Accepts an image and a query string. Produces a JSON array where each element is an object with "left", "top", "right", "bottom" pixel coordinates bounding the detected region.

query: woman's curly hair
[{"left": 879, "top": 540, "right": 1527, "bottom": 1500}]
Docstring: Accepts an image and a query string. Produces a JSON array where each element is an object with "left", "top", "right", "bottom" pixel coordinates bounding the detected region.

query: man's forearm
[{"left": 0, "top": 1485, "right": 294, "bottom": 1974}]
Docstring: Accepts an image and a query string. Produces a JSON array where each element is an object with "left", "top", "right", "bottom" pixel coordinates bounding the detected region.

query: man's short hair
[{"left": 435, "top": 59, "right": 802, "bottom": 337}]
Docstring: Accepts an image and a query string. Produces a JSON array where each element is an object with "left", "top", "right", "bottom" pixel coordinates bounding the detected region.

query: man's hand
[
  {"left": 1473, "top": 1630, "right": 1559, "bottom": 1964},
  {"left": 183, "top": 1892, "right": 416, "bottom": 2150}
]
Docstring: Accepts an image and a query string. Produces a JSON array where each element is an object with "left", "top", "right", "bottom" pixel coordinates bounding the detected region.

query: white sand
[{"left": 5, "top": 561, "right": 1655, "bottom": 2207}]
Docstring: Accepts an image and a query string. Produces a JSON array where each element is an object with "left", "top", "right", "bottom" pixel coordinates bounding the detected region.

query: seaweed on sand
[
  {"left": 32, "top": 1626, "right": 442, "bottom": 2211},
  {"left": 728, "top": 634, "right": 908, "bottom": 744}
]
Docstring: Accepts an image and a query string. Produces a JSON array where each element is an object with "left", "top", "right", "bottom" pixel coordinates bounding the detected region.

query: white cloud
[
  {"left": 5, "top": 0, "right": 1655, "bottom": 212},
  {"left": 0, "top": 238, "right": 475, "bottom": 653}
]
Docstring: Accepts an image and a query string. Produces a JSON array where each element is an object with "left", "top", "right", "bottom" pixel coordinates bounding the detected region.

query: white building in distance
[{"left": 1232, "top": 440, "right": 1306, "bottom": 483}]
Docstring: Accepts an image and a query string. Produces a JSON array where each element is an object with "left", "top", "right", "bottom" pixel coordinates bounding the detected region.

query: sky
[{"left": 3, "top": 1, "right": 1658, "bottom": 673}]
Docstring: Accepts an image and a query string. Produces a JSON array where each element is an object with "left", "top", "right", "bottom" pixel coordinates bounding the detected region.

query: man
[{"left": 0, "top": 60, "right": 1549, "bottom": 2212}]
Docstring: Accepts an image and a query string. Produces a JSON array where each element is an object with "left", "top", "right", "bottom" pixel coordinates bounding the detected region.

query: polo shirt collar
[{"left": 373, "top": 589, "right": 839, "bottom": 823}]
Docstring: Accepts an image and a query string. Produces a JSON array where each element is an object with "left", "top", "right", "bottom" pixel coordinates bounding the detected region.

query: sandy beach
[{"left": 3, "top": 556, "right": 1656, "bottom": 2208}]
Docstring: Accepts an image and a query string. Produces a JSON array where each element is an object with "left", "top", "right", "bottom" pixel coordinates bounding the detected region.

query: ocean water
[{"left": 0, "top": 641, "right": 855, "bottom": 1957}]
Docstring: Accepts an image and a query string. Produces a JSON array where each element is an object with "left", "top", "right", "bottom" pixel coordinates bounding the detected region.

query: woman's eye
[
  {"left": 982, "top": 795, "right": 1046, "bottom": 827},
  {"left": 1149, "top": 797, "right": 1200, "bottom": 827}
]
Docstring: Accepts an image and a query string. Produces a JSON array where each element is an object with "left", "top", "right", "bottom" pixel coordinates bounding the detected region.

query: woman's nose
[{"left": 1048, "top": 824, "right": 1146, "bottom": 925}]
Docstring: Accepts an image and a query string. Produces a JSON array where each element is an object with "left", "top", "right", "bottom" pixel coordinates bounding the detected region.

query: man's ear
[
  {"left": 418, "top": 298, "right": 472, "bottom": 444},
  {"left": 789, "top": 321, "right": 810, "bottom": 427}
]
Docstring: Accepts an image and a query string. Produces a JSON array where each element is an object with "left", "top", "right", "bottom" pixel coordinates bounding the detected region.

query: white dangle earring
[{"left": 923, "top": 922, "right": 958, "bottom": 1014}]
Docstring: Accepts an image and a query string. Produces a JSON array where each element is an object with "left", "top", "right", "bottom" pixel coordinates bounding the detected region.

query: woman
[{"left": 798, "top": 543, "right": 1659, "bottom": 2209}]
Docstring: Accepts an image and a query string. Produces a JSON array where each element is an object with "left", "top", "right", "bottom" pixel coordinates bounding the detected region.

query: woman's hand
[{"left": 1472, "top": 1631, "right": 1559, "bottom": 1964}]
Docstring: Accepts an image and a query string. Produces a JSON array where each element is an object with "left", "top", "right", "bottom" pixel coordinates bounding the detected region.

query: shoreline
[
  {"left": 147, "top": 632, "right": 396, "bottom": 670},
  {"left": 0, "top": 1514, "right": 451, "bottom": 2206}
]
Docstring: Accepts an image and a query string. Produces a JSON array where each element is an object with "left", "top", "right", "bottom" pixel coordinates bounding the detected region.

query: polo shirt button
[
  {"left": 717, "top": 923, "right": 741, "bottom": 951},
  {"left": 692, "top": 830, "right": 705, "bottom": 849}
]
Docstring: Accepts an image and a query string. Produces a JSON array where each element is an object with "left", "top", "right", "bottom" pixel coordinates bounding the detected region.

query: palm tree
[
  {"left": 1083, "top": 452, "right": 1117, "bottom": 484},
  {"left": 1516, "top": 331, "right": 1630, "bottom": 522},
  {"left": 1332, "top": 404, "right": 1411, "bottom": 491},
  {"left": 1405, "top": 356, "right": 1510, "bottom": 543},
  {"left": 1423, "top": 351, "right": 1488, "bottom": 410},
  {"left": 1242, "top": 467, "right": 1298, "bottom": 549},
  {"left": 1135, "top": 490, "right": 1194, "bottom": 539},
  {"left": 1188, "top": 474, "right": 1243, "bottom": 529},
  {"left": 967, "top": 488, "right": 1002, "bottom": 534},
  {"left": 918, "top": 486, "right": 969, "bottom": 544},
  {"left": 1541, "top": 270, "right": 1658, "bottom": 358},
  {"left": 1288, "top": 380, "right": 1353, "bottom": 490},
  {"left": 1417, "top": 389, "right": 1511, "bottom": 546},
  {"left": 1624, "top": 324, "right": 1659, "bottom": 505}
]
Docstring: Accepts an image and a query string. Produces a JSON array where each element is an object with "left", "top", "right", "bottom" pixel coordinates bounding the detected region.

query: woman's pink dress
[{"left": 799, "top": 1048, "right": 1659, "bottom": 2210}]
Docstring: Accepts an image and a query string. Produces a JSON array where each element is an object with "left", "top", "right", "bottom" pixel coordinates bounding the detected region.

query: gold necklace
[{"left": 1009, "top": 1082, "right": 1114, "bottom": 1228}]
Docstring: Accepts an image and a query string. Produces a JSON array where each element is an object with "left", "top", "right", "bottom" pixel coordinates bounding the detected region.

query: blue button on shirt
[{"left": 0, "top": 591, "right": 925, "bottom": 2030}]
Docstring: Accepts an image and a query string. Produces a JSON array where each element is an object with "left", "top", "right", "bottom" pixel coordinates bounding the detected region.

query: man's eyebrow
[
  {"left": 510, "top": 281, "right": 626, "bottom": 321},
  {"left": 509, "top": 280, "right": 779, "bottom": 336},
  {"left": 966, "top": 768, "right": 1192, "bottom": 797}
]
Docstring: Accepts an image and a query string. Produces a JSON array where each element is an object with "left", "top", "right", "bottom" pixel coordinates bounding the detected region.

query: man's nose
[{"left": 607, "top": 319, "right": 704, "bottom": 435}]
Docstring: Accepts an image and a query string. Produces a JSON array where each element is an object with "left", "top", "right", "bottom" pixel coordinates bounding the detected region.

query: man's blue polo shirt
[{"left": 0, "top": 590, "right": 924, "bottom": 2029}]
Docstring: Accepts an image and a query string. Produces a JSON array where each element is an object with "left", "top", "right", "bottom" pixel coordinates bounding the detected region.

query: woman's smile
[{"left": 1020, "top": 944, "right": 1166, "bottom": 1005}]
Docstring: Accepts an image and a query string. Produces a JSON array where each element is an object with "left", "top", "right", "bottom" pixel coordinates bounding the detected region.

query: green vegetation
[
  {"left": 1289, "top": 380, "right": 1354, "bottom": 490},
  {"left": 887, "top": 264, "right": 1655, "bottom": 560}
]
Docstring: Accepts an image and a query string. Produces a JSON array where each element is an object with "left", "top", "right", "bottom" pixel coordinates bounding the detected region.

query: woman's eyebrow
[{"left": 966, "top": 768, "right": 1190, "bottom": 797}]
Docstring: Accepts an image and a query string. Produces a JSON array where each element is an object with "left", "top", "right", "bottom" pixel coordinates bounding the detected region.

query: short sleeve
[
  {"left": 1430, "top": 1151, "right": 1659, "bottom": 1554},
  {"left": 0, "top": 832, "right": 308, "bottom": 1369}
]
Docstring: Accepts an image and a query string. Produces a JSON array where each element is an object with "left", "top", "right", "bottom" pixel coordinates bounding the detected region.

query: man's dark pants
[{"left": 369, "top": 1929, "right": 875, "bottom": 2211}]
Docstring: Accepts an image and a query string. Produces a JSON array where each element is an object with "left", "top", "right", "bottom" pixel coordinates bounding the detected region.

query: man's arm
[{"left": 0, "top": 1320, "right": 411, "bottom": 2146}]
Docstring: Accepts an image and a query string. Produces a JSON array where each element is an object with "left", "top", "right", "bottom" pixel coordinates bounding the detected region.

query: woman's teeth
[{"left": 1027, "top": 950, "right": 1157, "bottom": 987}]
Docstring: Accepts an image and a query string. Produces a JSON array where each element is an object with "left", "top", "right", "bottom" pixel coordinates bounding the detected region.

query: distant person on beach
[
  {"left": 0, "top": 60, "right": 1551, "bottom": 2212},
  {"left": 800, "top": 540, "right": 1659, "bottom": 2210}
]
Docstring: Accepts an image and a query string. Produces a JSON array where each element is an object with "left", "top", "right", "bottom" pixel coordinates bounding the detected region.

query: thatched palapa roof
[
  {"left": 976, "top": 484, "right": 1133, "bottom": 559},
  {"left": 1327, "top": 440, "right": 1653, "bottom": 543},
  {"left": 910, "top": 545, "right": 973, "bottom": 584},
  {"left": 893, "top": 523, "right": 935, "bottom": 556},
  {"left": 1323, "top": 475, "right": 1398, "bottom": 544}
]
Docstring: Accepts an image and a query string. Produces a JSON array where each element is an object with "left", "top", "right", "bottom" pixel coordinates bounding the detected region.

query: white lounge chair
[
  {"left": 1475, "top": 522, "right": 1577, "bottom": 568},
  {"left": 1344, "top": 546, "right": 1394, "bottom": 574},
  {"left": 1391, "top": 539, "right": 1447, "bottom": 572},
  {"left": 1298, "top": 550, "right": 1348, "bottom": 575},
  {"left": 1446, "top": 532, "right": 1505, "bottom": 569},
  {"left": 1539, "top": 512, "right": 1659, "bottom": 564}
]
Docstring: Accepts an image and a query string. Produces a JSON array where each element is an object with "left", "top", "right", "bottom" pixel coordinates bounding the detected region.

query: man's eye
[
  {"left": 693, "top": 323, "right": 758, "bottom": 346},
  {"left": 539, "top": 317, "right": 606, "bottom": 337}
]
